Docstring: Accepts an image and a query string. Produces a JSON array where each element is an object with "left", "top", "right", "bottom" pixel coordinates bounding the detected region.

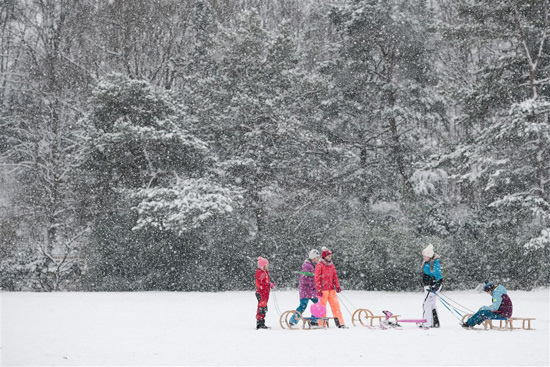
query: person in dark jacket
[
  {"left": 255, "top": 257, "right": 275, "bottom": 329},
  {"left": 289, "top": 249, "right": 321, "bottom": 326},
  {"left": 462, "top": 281, "right": 513, "bottom": 328},
  {"left": 421, "top": 244, "right": 443, "bottom": 328}
]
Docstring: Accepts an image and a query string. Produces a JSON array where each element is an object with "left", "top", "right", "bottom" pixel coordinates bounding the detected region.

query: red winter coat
[
  {"left": 315, "top": 259, "right": 341, "bottom": 291},
  {"left": 255, "top": 268, "right": 270, "bottom": 296}
]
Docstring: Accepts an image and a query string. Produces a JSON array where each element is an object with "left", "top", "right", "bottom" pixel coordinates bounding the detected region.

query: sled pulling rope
[
  {"left": 433, "top": 292, "right": 463, "bottom": 320},
  {"left": 271, "top": 288, "right": 283, "bottom": 317},
  {"left": 439, "top": 292, "right": 475, "bottom": 313},
  {"left": 336, "top": 292, "right": 356, "bottom": 318}
]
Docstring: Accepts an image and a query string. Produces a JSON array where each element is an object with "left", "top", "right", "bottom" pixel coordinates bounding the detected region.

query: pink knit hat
[{"left": 258, "top": 257, "right": 269, "bottom": 269}]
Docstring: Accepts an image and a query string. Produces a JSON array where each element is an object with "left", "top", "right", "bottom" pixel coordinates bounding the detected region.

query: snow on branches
[
  {"left": 410, "top": 169, "right": 448, "bottom": 198},
  {"left": 525, "top": 228, "right": 550, "bottom": 250},
  {"left": 130, "top": 178, "right": 243, "bottom": 234}
]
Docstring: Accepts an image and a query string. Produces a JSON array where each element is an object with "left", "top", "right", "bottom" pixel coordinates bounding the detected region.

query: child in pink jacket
[{"left": 255, "top": 257, "right": 274, "bottom": 329}]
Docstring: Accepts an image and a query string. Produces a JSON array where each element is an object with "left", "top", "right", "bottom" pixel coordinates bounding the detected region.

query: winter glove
[
  {"left": 336, "top": 286, "right": 342, "bottom": 293},
  {"left": 269, "top": 281, "right": 276, "bottom": 289}
]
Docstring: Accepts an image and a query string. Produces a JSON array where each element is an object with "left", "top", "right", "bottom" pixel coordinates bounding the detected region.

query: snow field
[{"left": 1, "top": 289, "right": 548, "bottom": 366}]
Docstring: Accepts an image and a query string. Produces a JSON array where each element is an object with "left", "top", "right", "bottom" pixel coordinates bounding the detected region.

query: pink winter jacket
[{"left": 315, "top": 259, "right": 341, "bottom": 291}]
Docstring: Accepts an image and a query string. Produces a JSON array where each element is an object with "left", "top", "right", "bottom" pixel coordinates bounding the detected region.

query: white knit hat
[
  {"left": 309, "top": 249, "right": 320, "bottom": 260},
  {"left": 422, "top": 244, "right": 434, "bottom": 257}
]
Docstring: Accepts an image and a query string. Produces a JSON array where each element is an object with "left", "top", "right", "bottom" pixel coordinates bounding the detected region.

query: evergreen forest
[{"left": 1, "top": 0, "right": 549, "bottom": 292}]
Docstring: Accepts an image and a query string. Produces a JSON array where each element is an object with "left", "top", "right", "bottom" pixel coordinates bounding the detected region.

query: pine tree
[
  {"left": 189, "top": 9, "right": 327, "bottom": 241},
  {"left": 325, "top": 0, "right": 447, "bottom": 203},
  {"left": 78, "top": 74, "right": 241, "bottom": 290},
  {"left": 435, "top": 0, "right": 550, "bottom": 286}
]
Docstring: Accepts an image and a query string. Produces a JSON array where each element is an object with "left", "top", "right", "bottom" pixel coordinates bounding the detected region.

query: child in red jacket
[
  {"left": 315, "top": 247, "right": 347, "bottom": 328},
  {"left": 255, "top": 257, "right": 274, "bottom": 329}
]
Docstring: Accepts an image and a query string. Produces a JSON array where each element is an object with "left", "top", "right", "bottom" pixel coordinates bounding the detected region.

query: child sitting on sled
[
  {"left": 289, "top": 249, "right": 321, "bottom": 326},
  {"left": 255, "top": 256, "right": 275, "bottom": 329},
  {"left": 462, "top": 281, "right": 513, "bottom": 328}
]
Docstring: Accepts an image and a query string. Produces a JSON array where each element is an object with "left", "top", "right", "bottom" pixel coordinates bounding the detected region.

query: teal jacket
[
  {"left": 480, "top": 285, "right": 508, "bottom": 312},
  {"left": 422, "top": 258, "right": 443, "bottom": 287}
]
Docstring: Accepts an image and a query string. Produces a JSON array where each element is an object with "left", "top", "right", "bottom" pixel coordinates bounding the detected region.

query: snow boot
[
  {"left": 432, "top": 309, "right": 440, "bottom": 328},
  {"left": 256, "top": 319, "right": 269, "bottom": 329},
  {"left": 334, "top": 318, "right": 347, "bottom": 329}
]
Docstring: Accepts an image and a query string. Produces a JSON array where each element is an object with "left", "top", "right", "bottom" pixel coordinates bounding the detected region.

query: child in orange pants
[
  {"left": 318, "top": 290, "right": 345, "bottom": 327},
  {"left": 315, "top": 247, "right": 347, "bottom": 328}
]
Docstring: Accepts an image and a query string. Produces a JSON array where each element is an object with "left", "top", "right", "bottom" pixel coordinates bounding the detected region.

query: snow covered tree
[
  {"left": 89, "top": 0, "right": 192, "bottom": 89},
  {"left": 78, "top": 74, "right": 241, "bottom": 290},
  {"left": 1, "top": 0, "right": 549, "bottom": 291},
  {"left": 182, "top": 9, "right": 328, "bottom": 243},
  {"left": 325, "top": 0, "right": 447, "bottom": 203},
  {"left": 432, "top": 0, "right": 550, "bottom": 286},
  {"left": 0, "top": 0, "right": 94, "bottom": 291}
]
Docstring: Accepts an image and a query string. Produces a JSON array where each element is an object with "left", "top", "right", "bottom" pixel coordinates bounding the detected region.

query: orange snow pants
[{"left": 319, "top": 290, "right": 345, "bottom": 326}]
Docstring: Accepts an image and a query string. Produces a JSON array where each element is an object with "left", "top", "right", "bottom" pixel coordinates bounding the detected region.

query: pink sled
[
  {"left": 382, "top": 310, "right": 426, "bottom": 323},
  {"left": 398, "top": 319, "right": 427, "bottom": 323}
]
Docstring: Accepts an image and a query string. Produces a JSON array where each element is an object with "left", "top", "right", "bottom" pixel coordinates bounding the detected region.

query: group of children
[
  {"left": 254, "top": 246, "right": 346, "bottom": 329},
  {"left": 255, "top": 244, "right": 513, "bottom": 330}
]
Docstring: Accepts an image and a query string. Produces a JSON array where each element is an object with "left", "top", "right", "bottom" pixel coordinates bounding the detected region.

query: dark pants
[
  {"left": 466, "top": 309, "right": 503, "bottom": 326},
  {"left": 255, "top": 291, "right": 269, "bottom": 321}
]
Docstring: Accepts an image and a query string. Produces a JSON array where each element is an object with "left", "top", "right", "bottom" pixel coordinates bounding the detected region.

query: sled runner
[
  {"left": 461, "top": 314, "right": 536, "bottom": 330},
  {"left": 279, "top": 310, "right": 337, "bottom": 329}
]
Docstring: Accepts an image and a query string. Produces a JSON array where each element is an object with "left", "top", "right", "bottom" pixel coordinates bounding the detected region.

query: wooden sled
[
  {"left": 279, "top": 310, "right": 337, "bottom": 330},
  {"left": 461, "top": 313, "right": 536, "bottom": 330},
  {"left": 351, "top": 308, "right": 400, "bottom": 327}
]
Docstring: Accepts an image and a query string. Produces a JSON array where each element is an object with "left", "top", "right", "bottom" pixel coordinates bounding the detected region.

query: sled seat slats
[
  {"left": 508, "top": 317, "right": 536, "bottom": 330},
  {"left": 302, "top": 316, "right": 336, "bottom": 329},
  {"left": 482, "top": 317, "right": 536, "bottom": 330}
]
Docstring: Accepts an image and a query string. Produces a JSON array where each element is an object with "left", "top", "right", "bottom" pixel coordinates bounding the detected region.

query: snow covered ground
[{"left": 1, "top": 289, "right": 548, "bottom": 366}]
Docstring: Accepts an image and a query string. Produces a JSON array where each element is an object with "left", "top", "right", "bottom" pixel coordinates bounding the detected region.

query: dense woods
[{"left": 1, "top": 0, "right": 549, "bottom": 292}]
